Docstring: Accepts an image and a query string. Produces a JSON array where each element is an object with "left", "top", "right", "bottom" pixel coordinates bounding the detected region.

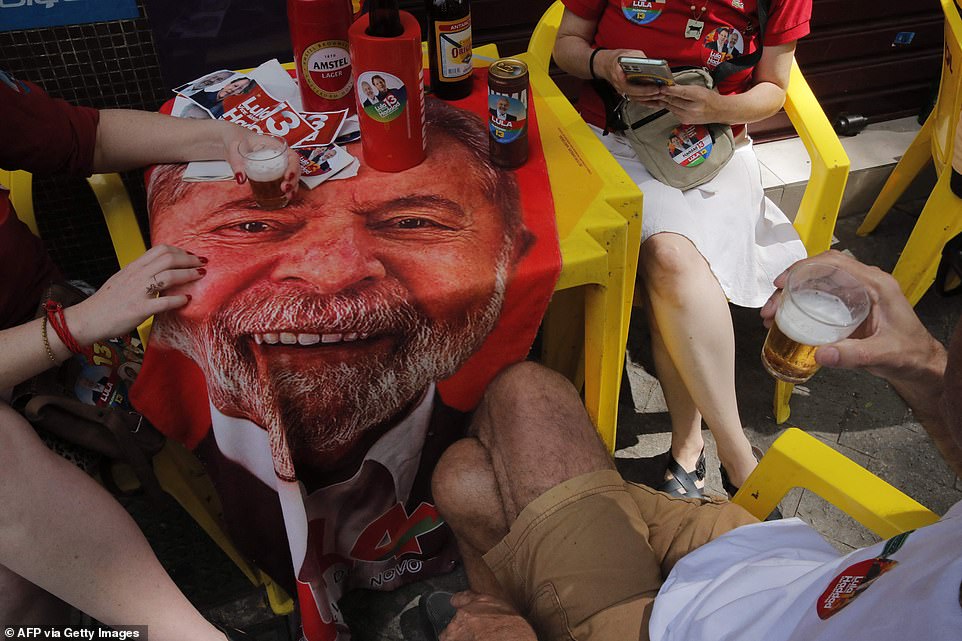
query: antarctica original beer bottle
[{"left": 426, "top": 0, "right": 473, "bottom": 100}]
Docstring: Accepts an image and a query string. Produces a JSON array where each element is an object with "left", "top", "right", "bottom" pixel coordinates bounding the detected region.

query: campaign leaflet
[
  {"left": 172, "top": 63, "right": 354, "bottom": 186},
  {"left": 67, "top": 334, "right": 145, "bottom": 412}
]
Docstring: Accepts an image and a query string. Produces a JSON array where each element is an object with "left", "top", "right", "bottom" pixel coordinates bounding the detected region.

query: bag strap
[
  {"left": 712, "top": 0, "right": 770, "bottom": 84},
  {"left": 591, "top": 79, "right": 629, "bottom": 133}
]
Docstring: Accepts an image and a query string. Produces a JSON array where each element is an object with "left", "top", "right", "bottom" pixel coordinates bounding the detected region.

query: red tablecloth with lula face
[{"left": 131, "top": 68, "right": 560, "bottom": 640}]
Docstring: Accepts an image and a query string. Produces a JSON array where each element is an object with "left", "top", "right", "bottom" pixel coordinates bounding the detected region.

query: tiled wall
[{"left": 1, "top": 0, "right": 165, "bottom": 286}]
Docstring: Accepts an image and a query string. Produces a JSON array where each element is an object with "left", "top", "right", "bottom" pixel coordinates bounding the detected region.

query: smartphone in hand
[{"left": 618, "top": 57, "right": 674, "bottom": 86}]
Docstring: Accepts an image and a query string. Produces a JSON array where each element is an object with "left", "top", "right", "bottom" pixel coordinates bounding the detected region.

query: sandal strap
[{"left": 659, "top": 453, "right": 706, "bottom": 499}]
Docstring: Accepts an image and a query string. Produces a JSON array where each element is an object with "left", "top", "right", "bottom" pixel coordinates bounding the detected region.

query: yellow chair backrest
[
  {"left": 930, "top": 0, "right": 962, "bottom": 172},
  {"left": 527, "top": 0, "right": 564, "bottom": 73},
  {"left": 733, "top": 428, "right": 939, "bottom": 538}
]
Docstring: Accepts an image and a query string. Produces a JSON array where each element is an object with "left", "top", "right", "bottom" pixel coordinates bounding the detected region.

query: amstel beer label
[{"left": 301, "top": 40, "right": 353, "bottom": 100}]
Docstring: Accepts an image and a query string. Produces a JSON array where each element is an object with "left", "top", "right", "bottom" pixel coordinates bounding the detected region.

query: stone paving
[{"left": 127, "top": 196, "right": 962, "bottom": 639}]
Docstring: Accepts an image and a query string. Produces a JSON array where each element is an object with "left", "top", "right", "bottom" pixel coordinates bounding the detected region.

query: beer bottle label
[
  {"left": 434, "top": 17, "right": 473, "bottom": 82},
  {"left": 302, "top": 40, "right": 353, "bottom": 100},
  {"left": 488, "top": 90, "right": 527, "bottom": 144},
  {"left": 357, "top": 71, "right": 408, "bottom": 123}
]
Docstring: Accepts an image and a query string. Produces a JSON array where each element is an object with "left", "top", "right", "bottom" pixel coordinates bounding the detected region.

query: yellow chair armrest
[
  {"left": 86, "top": 173, "right": 146, "bottom": 269},
  {"left": 732, "top": 428, "right": 939, "bottom": 538},
  {"left": 86, "top": 173, "right": 152, "bottom": 344},
  {"left": 783, "top": 60, "right": 850, "bottom": 254},
  {"left": 2, "top": 169, "right": 38, "bottom": 236}
]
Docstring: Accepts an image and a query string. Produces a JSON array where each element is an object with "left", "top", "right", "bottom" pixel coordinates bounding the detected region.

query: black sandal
[{"left": 657, "top": 450, "right": 706, "bottom": 499}]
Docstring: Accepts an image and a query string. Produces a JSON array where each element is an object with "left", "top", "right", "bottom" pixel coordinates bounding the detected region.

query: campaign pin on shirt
[
  {"left": 621, "top": 0, "right": 666, "bottom": 26},
  {"left": 685, "top": 4, "right": 706, "bottom": 39}
]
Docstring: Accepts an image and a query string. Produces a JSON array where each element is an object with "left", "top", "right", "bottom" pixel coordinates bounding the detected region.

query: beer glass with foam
[
  {"left": 239, "top": 135, "right": 290, "bottom": 210},
  {"left": 762, "top": 262, "right": 870, "bottom": 384}
]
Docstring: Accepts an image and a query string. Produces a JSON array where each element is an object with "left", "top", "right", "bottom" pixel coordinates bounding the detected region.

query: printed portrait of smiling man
[{"left": 143, "top": 99, "right": 533, "bottom": 617}]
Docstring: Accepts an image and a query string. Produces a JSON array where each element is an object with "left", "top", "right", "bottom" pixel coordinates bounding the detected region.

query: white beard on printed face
[{"left": 155, "top": 253, "right": 509, "bottom": 464}]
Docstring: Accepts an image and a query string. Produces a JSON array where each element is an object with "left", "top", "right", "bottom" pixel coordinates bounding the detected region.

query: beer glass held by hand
[
  {"left": 239, "top": 135, "right": 290, "bottom": 210},
  {"left": 762, "top": 262, "right": 871, "bottom": 384}
]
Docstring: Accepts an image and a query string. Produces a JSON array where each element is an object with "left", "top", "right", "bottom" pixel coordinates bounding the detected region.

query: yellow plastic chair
[
  {"left": 0, "top": 169, "right": 293, "bottom": 616},
  {"left": 733, "top": 428, "right": 939, "bottom": 537},
  {"left": 856, "top": 0, "right": 962, "bottom": 306},
  {"left": 520, "top": 17, "right": 644, "bottom": 452},
  {"left": 528, "top": 1, "right": 850, "bottom": 427}
]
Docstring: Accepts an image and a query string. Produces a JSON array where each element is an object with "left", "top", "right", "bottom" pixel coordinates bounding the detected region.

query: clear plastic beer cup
[
  {"left": 761, "top": 262, "right": 871, "bottom": 384},
  {"left": 239, "top": 135, "right": 289, "bottom": 210}
]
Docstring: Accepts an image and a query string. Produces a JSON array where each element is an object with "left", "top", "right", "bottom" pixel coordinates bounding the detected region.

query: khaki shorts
[{"left": 483, "top": 469, "right": 757, "bottom": 641}]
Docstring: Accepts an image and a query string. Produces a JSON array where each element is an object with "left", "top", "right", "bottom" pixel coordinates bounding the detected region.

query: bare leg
[
  {"left": 0, "top": 403, "right": 226, "bottom": 641},
  {"left": 432, "top": 362, "right": 613, "bottom": 590},
  {"left": 645, "top": 292, "right": 705, "bottom": 492},
  {"left": 639, "top": 233, "right": 756, "bottom": 487}
]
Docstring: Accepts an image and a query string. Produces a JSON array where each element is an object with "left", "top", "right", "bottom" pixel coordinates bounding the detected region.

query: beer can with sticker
[{"left": 487, "top": 58, "right": 529, "bottom": 168}]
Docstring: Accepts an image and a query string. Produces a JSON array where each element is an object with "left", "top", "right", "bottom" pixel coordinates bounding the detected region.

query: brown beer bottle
[{"left": 426, "top": 0, "right": 473, "bottom": 100}]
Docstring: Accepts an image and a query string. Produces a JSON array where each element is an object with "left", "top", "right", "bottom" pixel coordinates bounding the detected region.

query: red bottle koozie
[{"left": 349, "top": 10, "right": 426, "bottom": 172}]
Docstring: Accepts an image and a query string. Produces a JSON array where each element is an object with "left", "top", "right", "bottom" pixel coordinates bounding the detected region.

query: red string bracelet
[{"left": 43, "top": 300, "right": 92, "bottom": 358}]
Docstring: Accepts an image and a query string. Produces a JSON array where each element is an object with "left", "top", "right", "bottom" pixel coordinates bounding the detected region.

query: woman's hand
[
  {"left": 657, "top": 83, "right": 726, "bottom": 124},
  {"left": 221, "top": 123, "right": 301, "bottom": 201},
  {"left": 596, "top": 48, "right": 666, "bottom": 109},
  {"left": 67, "top": 245, "right": 207, "bottom": 345}
]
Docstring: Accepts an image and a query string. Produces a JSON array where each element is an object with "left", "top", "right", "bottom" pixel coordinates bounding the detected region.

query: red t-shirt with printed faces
[{"left": 562, "top": 0, "right": 812, "bottom": 129}]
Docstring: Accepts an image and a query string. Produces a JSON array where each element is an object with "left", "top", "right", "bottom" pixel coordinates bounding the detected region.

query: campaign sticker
[
  {"left": 816, "top": 557, "right": 898, "bottom": 619},
  {"left": 488, "top": 93, "right": 527, "bottom": 144},
  {"left": 704, "top": 26, "right": 745, "bottom": 68},
  {"left": 621, "top": 0, "right": 666, "bottom": 25},
  {"left": 357, "top": 71, "right": 408, "bottom": 124},
  {"left": 668, "top": 125, "right": 712, "bottom": 167}
]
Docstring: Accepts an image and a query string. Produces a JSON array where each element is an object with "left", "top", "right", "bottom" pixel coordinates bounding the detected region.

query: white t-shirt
[{"left": 650, "top": 501, "right": 962, "bottom": 641}]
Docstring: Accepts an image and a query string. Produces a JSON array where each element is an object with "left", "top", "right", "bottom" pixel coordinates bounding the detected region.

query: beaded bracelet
[
  {"left": 44, "top": 300, "right": 91, "bottom": 358},
  {"left": 40, "top": 316, "right": 57, "bottom": 363}
]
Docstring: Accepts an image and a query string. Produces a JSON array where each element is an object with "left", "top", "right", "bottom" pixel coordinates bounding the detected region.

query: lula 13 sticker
[
  {"left": 488, "top": 93, "right": 527, "bottom": 144},
  {"left": 816, "top": 530, "right": 911, "bottom": 620},
  {"left": 816, "top": 558, "right": 898, "bottom": 619},
  {"left": 668, "top": 125, "right": 712, "bottom": 167},
  {"left": 357, "top": 71, "right": 408, "bottom": 124},
  {"left": 621, "top": 0, "right": 666, "bottom": 25},
  {"left": 704, "top": 26, "right": 744, "bottom": 68}
]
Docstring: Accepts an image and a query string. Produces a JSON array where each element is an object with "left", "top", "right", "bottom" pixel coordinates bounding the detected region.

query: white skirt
[{"left": 592, "top": 126, "right": 807, "bottom": 308}]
